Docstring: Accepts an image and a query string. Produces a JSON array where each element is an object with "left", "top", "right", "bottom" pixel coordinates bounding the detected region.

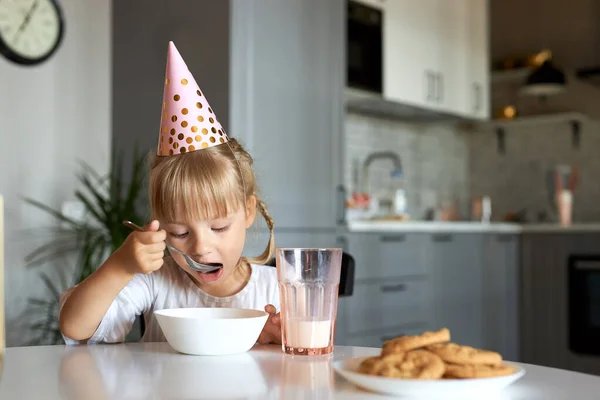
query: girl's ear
[{"left": 245, "top": 195, "right": 257, "bottom": 228}]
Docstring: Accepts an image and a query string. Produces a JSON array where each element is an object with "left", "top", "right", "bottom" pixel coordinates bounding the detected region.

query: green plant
[{"left": 23, "top": 149, "right": 148, "bottom": 345}]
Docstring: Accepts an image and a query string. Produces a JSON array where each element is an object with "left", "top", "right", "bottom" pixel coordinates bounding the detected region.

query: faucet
[{"left": 361, "top": 151, "right": 403, "bottom": 193}]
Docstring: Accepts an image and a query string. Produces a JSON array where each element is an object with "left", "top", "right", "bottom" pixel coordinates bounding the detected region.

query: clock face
[{"left": 0, "top": 0, "right": 64, "bottom": 65}]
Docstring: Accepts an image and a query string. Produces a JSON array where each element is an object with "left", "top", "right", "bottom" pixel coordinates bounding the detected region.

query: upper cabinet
[
  {"left": 379, "top": 0, "right": 490, "bottom": 120},
  {"left": 465, "top": 0, "right": 490, "bottom": 120}
]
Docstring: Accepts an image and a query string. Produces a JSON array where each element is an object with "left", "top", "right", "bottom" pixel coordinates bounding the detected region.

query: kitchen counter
[
  {"left": 347, "top": 220, "right": 600, "bottom": 233},
  {"left": 2, "top": 343, "right": 600, "bottom": 399}
]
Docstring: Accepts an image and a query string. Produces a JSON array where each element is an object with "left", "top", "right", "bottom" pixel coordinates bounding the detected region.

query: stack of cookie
[{"left": 358, "top": 328, "right": 515, "bottom": 380}]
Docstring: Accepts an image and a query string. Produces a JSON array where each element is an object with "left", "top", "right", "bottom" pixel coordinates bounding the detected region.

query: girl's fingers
[
  {"left": 147, "top": 242, "right": 166, "bottom": 253},
  {"left": 265, "top": 304, "right": 276, "bottom": 315},
  {"left": 150, "top": 258, "right": 164, "bottom": 270},
  {"left": 271, "top": 313, "right": 280, "bottom": 325}
]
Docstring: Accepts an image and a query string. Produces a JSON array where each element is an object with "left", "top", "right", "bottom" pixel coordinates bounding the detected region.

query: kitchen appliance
[
  {"left": 520, "top": 235, "right": 600, "bottom": 377},
  {"left": 569, "top": 254, "right": 600, "bottom": 356},
  {"left": 346, "top": 0, "right": 382, "bottom": 93}
]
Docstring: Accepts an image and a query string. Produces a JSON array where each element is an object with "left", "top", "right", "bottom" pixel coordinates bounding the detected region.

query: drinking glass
[{"left": 275, "top": 248, "right": 342, "bottom": 356}]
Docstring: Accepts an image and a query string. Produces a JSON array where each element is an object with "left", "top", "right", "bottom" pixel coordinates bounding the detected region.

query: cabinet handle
[
  {"left": 424, "top": 71, "right": 433, "bottom": 101},
  {"left": 380, "top": 283, "right": 407, "bottom": 293},
  {"left": 495, "top": 235, "right": 514, "bottom": 243},
  {"left": 473, "top": 83, "right": 481, "bottom": 112},
  {"left": 436, "top": 73, "right": 443, "bottom": 103},
  {"left": 336, "top": 185, "right": 346, "bottom": 225},
  {"left": 381, "top": 334, "right": 404, "bottom": 342},
  {"left": 380, "top": 234, "right": 406, "bottom": 243},
  {"left": 432, "top": 233, "right": 453, "bottom": 243}
]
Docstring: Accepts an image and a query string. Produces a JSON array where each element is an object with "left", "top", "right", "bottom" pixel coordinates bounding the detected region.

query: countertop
[
  {"left": 347, "top": 220, "right": 600, "bottom": 234},
  {"left": 2, "top": 342, "right": 600, "bottom": 399}
]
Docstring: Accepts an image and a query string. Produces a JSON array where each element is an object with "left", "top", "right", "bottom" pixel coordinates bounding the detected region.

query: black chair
[{"left": 266, "top": 252, "right": 355, "bottom": 297}]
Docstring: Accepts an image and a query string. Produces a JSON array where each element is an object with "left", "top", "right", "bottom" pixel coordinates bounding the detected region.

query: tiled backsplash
[
  {"left": 344, "top": 112, "right": 470, "bottom": 219},
  {"left": 346, "top": 100, "right": 600, "bottom": 223}
]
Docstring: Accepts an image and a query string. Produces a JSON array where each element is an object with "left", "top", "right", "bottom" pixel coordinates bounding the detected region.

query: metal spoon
[{"left": 122, "top": 220, "right": 221, "bottom": 273}]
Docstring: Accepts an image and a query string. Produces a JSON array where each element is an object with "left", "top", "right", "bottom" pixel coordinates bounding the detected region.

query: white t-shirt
[{"left": 60, "top": 257, "right": 280, "bottom": 344}]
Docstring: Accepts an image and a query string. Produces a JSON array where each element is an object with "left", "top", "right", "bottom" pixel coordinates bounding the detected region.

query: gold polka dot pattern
[{"left": 156, "top": 41, "right": 229, "bottom": 156}]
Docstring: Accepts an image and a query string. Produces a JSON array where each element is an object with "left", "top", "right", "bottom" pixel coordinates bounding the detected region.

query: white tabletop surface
[{"left": 1, "top": 342, "right": 600, "bottom": 399}]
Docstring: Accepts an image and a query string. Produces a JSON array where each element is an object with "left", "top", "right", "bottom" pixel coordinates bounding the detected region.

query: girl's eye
[
  {"left": 213, "top": 226, "right": 230, "bottom": 233},
  {"left": 171, "top": 232, "right": 188, "bottom": 239}
]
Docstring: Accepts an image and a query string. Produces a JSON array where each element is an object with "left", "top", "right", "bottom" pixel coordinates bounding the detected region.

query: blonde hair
[{"left": 148, "top": 138, "right": 275, "bottom": 265}]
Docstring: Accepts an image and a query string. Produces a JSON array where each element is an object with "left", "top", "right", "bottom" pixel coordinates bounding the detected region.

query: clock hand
[{"left": 13, "top": 0, "right": 39, "bottom": 44}]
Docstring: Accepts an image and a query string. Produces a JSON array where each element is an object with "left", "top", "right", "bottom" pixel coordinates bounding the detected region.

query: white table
[{"left": 1, "top": 342, "right": 600, "bottom": 399}]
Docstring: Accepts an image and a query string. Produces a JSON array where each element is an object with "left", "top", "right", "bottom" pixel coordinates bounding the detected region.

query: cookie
[
  {"left": 426, "top": 342, "right": 502, "bottom": 365},
  {"left": 444, "top": 363, "right": 515, "bottom": 379},
  {"left": 376, "top": 350, "right": 446, "bottom": 380},
  {"left": 381, "top": 328, "right": 451, "bottom": 355},
  {"left": 358, "top": 356, "right": 382, "bottom": 375}
]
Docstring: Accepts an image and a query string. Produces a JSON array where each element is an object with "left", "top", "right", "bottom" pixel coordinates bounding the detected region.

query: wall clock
[{"left": 0, "top": 0, "right": 65, "bottom": 66}]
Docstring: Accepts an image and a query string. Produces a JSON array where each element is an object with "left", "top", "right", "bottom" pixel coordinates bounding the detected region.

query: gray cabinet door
[
  {"left": 342, "top": 324, "right": 431, "bottom": 348},
  {"left": 346, "top": 233, "right": 430, "bottom": 281},
  {"left": 340, "top": 278, "right": 431, "bottom": 335},
  {"left": 482, "top": 234, "right": 520, "bottom": 361},
  {"left": 230, "top": 0, "right": 345, "bottom": 229},
  {"left": 430, "top": 233, "right": 484, "bottom": 348}
]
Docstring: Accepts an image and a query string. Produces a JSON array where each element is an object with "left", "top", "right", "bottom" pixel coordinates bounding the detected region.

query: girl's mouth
[{"left": 197, "top": 263, "right": 224, "bottom": 282}]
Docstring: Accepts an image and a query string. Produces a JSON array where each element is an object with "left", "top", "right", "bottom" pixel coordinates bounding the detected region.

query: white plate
[{"left": 334, "top": 357, "right": 526, "bottom": 398}]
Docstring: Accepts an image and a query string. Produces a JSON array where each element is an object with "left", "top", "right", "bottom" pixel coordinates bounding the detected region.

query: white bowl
[{"left": 154, "top": 308, "right": 269, "bottom": 356}]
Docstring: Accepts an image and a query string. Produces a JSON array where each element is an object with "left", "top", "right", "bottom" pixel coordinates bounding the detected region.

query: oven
[
  {"left": 346, "top": 0, "right": 383, "bottom": 93},
  {"left": 569, "top": 254, "right": 600, "bottom": 356}
]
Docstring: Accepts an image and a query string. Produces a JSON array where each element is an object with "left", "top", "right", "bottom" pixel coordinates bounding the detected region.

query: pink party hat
[{"left": 157, "top": 41, "right": 229, "bottom": 156}]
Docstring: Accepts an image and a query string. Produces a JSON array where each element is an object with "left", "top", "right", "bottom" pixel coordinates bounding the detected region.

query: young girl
[{"left": 59, "top": 42, "right": 281, "bottom": 345}]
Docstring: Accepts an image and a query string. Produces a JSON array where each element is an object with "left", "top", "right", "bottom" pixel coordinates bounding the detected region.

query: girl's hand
[
  {"left": 257, "top": 304, "right": 282, "bottom": 345},
  {"left": 112, "top": 220, "right": 167, "bottom": 276}
]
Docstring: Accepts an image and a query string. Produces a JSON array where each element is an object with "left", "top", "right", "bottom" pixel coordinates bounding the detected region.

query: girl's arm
[
  {"left": 59, "top": 258, "right": 136, "bottom": 341},
  {"left": 59, "top": 221, "right": 166, "bottom": 342}
]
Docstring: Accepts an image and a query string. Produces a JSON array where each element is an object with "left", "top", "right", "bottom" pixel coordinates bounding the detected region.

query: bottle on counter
[{"left": 391, "top": 168, "right": 408, "bottom": 217}]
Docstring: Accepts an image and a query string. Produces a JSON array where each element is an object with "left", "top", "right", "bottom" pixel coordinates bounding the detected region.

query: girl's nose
[{"left": 189, "top": 229, "right": 214, "bottom": 257}]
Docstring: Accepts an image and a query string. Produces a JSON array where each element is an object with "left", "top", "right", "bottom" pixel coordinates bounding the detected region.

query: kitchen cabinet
[
  {"left": 383, "top": 0, "right": 489, "bottom": 119},
  {"left": 336, "top": 232, "right": 433, "bottom": 346},
  {"left": 340, "top": 324, "right": 431, "bottom": 349},
  {"left": 465, "top": 0, "right": 490, "bottom": 119},
  {"left": 383, "top": 0, "right": 440, "bottom": 111},
  {"left": 230, "top": 0, "right": 345, "bottom": 230},
  {"left": 341, "top": 277, "right": 431, "bottom": 336},
  {"left": 429, "top": 233, "right": 485, "bottom": 349},
  {"left": 344, "top": 233, "right": 430, "bottom": 280},
  {"left": 482, "top": 233, "right": 519, "bottom": 361},
  {"left": 337, "top": 231, "right": 491, "bottom": 349}
]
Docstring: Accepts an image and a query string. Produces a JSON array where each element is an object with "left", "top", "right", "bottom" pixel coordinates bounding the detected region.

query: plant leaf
[
  {"left": 77, "top": 171, "right": 110, "bottom": 217},
  {"left": 22, "top": 197, "right": 81, "bottom": 228},
  {"left": 25, "top": 242, "right": 79, "bottom": 267}
]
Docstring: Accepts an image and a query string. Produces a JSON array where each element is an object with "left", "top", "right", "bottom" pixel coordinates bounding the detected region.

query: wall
[
  {"left": 344, "top": 112, "right": 470, "bottom": 220},
  {"left": 0, "top": 0, "right": 111, "bottom": 346},
  {"left": 490, "top": 0, "right": 600, "bottom": 69},
  {"left": 468, "top": 73, "right": 600, "bottom": 222},
  {"left": 112, "top": 0, "right": 230, "bottom": 202},
  {"left": 464, "top": 0, "right": 600, "bottom": 223}
]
